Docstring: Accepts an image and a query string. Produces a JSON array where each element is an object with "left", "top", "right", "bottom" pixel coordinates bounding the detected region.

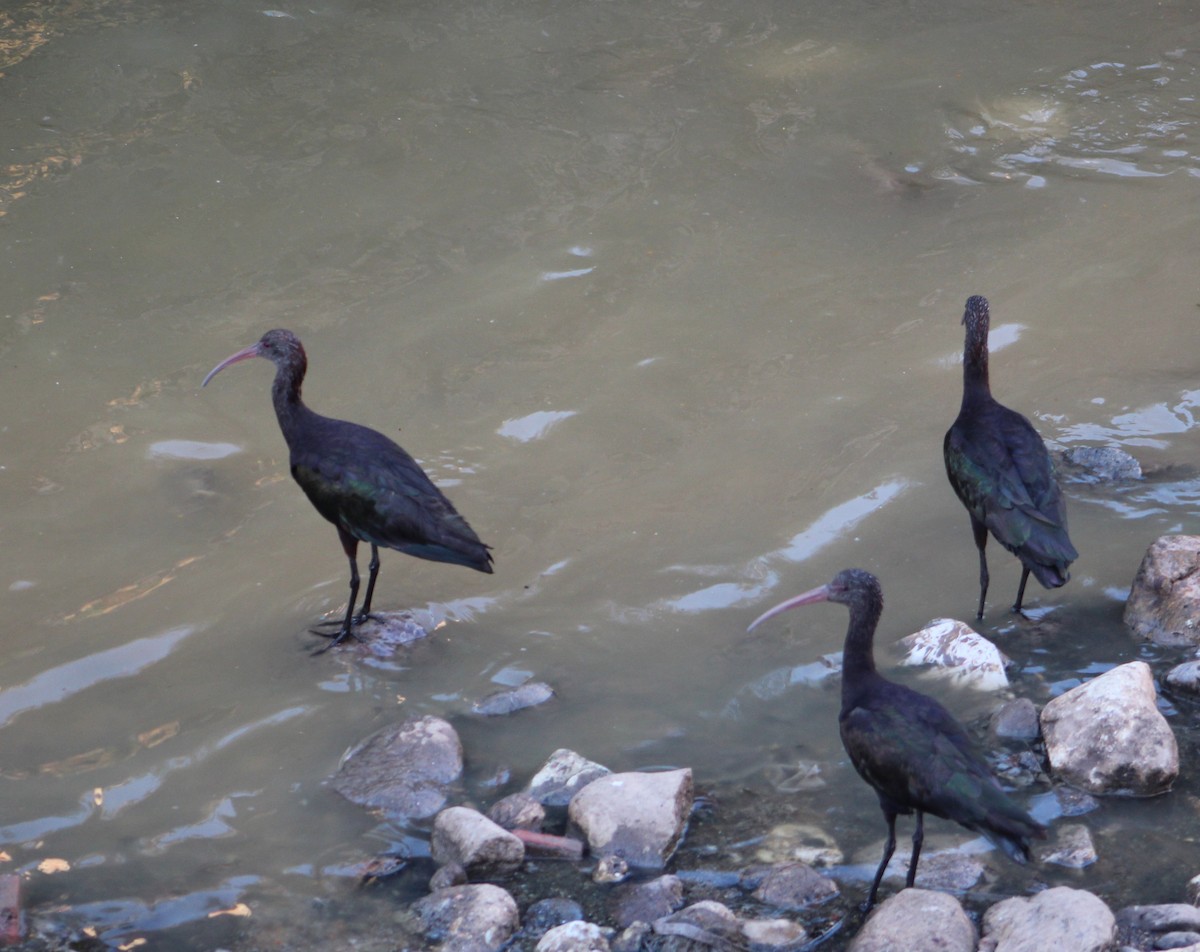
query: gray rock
[
  {"left": 750, "top": 862, "right": 839, "bottom": 909},
  {"left": 1188, "top": 874, "right": 1200, "bottom": 905},
  {"left": 529, "top": 749, "right": 612, "bottom": 807},
  {"left": 1060, "top": 445, "right": 1143, "bottom": 482},
  {"left": 524, "top": 897, "right": 585, "bottom": 937},
  {"left": 431, "top": 806, "right": 524, "bottom": 878},
  {"left": 855, "top": 839, "right": 985, "bottom": 894},
  {"left": 330, "top": 714, "right": 462, "bottom": 819},
  {"left": 1166, "top": 660, "right": 1200, "bottom": 695},
  {"left": 1041, "top": 823, "right": 1098, "bottom": 868},
  {"left": 412, "top": 883, "right": 520, "bottom": 952},
  {"left": 536, "top": 921, "right": 610, "bottom": 952},
  {"left": 991, "top": 697, "right": 1041, "bottom": 740},
  {"left": 980, "top": 886, "right": 1115, "bottom": 952},
  {"left": 429, "top": 862, "right": 467, "bottom": 891},
  {"left": 611, "top": 923, "right": 651, "bottom": 952},
  {"left": 652, "top": 901, "right": 743, "bottom": 948},
  {"left": 472, "top": 681, "right": 556, "bottom": 716},
  {"left": 488, "top": 791, "right": 545, "bottom": 832},
  {"left": 1041, "top": 661, "right": 1178, "bottom": 796},
  {"left": 569, "top": 768, "right": 693, "bottom": 871},
  {"left": 899, "top": 618, "right": 1010, "bottom": 690},
  {"left": 752, "top": 822, "right": 843, "bottom": 867},
  {"left": 1125, "top": 536, "right": 1200, "bottom": 646},
  {"left": 1117, "top": 903, "right": 1200, "bottom": 934},
  {"left": 609, "top": 875, "right": 684, "bottom": 929},
  {"left": 848, "top": 888, "right": 976, "bottom": 952}
]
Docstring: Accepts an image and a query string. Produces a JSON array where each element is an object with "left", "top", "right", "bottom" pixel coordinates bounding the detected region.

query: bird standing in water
[
  {"left": 203, "top": 329, "right": 493, "bottom": 649},
  {"left": 944, "top": 295, "right": 1077, "bottom": 618},
  {"left": 748, "top": 568, "right": 1043, "bottom": 910}
]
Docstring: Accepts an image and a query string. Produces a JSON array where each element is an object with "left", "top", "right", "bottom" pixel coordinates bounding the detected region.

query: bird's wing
[{"left": 290, "top": 425, "right": 491, "bottom": 569}]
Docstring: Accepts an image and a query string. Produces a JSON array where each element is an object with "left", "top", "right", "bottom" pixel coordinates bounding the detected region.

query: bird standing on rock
[
  {"left": 944, "top": 295, "right": 1077, "bottom": 618},
  {"left": 748, "top": 568, "right": 1044, "bottom": 910},
  {"left": 203, "top": 329, "right": 493, "bottom": 649}
]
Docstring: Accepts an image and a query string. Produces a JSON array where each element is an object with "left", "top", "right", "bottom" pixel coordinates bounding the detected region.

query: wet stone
[
  {"left": 990, "top": 697, "right": 1040, "bottom": 740},
  {"left": 652, "top": 900, "right": 743, "bottom": 948},
  {"left": 472, "top": 681, "right": 556, "bottom": 716},
  {"left": 523, "top": 897, "right": 585, "bottom": 937},
  {"left": 1116, "top": 903, "right": 1200, "bottom": 942},
  {"left": 899, "top": 618, "right": 1010, "bottom": 690},
  {"left": 488, "top": 791, "right": 545, "bottom": 832},
  {"left": 1165, "top": 660, "right": 1200, "bottom": 695},
  {"left": 741, "top": 916, "right": 809, "bottom": 949},
  {"left": 1041, "top": 822, "right": 1098, "bottom": 868},
  {"left": 753, "top": 822, "right": 843, "bottom": 867},
  {"left": 330, "top": 714, "right": 463, "bottom": 820},
  {"left": 1059, "top": 445, "right": 1143, "bottom": 482},
  {"left": 528, "top": 749, "right": 612, "bottom": 807},
  {"left": 748, "top": 862, "right": 839, "bottom": 910},
  {"left": 430, "top": 862, "right": 467, "bottom": 891},
  {"left": 608, "top": 874, "right": 684, "bottom": 929}
]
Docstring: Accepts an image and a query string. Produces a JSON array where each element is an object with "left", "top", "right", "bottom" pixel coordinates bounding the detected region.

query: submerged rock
[
  {"left": 330, "top": 714, "right": 462, "bottom": 819},
  {"left": 472, "top": 681, "right": 555, "bottom": 716},
  {"left": 980, "top": 886, "right": 1115, "bottom": 952},
  {"left": 1040, "top": 661, "right": 1178, "bottom": 796},
  {"left": 1058, "top": 445, "right": 1143, "bottom": 482},
  {"left": 1040, "top": 822, "right": 1098, "bottom": 868},
  {"left": 569, "top": 768, "right": 693, "bottom": 871},
  {"left": 748, "top": 861, "right": 839, "bottom": 909},
  {"left": 899, "top": 618, "right": 1010, "bottom": 690},
  {"left": 848, "top": 888, "right": 975, "bottom": 952},
  {"left": 1125, "top": 535, "right": 1200, "bottom": 646},
  {"left": 753, "top": 822, "right": 843, "bottom": 867}
]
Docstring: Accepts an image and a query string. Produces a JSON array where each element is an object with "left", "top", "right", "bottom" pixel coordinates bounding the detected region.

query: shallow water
[{"left": 2, "top": 0, "right": 1200, "bottom": 946}]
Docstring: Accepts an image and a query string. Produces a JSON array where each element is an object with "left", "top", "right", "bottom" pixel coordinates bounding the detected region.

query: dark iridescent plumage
[
  {"left": 944, "top": 295, "right": 1077, "bottom": 618},
  {"left": 748, "top": 569, "right": 1043, "bottom": 910},
  {"left": 203, "top": 329, "right": 492, "bottom": 648}
]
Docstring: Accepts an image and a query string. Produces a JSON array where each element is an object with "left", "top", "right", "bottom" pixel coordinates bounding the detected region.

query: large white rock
[
  {"left": 568, "top": 768, "right": 692, "bottom": 870},
  {"left": 980, "top": 886, "right": 1115, "bottom": 952},
  {"left": 1040, "top": 661, "right": 1178, "bottom": 796},
  {"left": 847, "top": 889, "right": 975, "bottom": 952},
  {"left": 1125, "top": 535, "right": 1200, "bottom": 646},
  {"left": 899, "top": 618, "right": 1010, "bottom": 690}
]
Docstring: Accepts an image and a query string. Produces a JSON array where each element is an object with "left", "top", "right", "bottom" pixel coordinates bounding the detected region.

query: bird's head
[
  {"left": 203, "top": 329, "right": 306, "bottom": 387},
  {"left": 747, "top": 568, "right": 882, "bottom": 632}
]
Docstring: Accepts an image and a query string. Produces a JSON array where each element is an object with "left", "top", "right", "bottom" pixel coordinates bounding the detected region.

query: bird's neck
[
  {"left": 270, "top": 364, "right": 312, "bottom": 445},
  {"left": 840, "top": 599, "right": 882, "bottom": 686},
  {"left": 960, "top": 341, "right": 991, "bottom": 408}
]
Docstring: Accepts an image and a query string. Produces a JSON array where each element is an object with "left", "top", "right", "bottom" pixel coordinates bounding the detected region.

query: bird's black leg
[
  {"left": 354, "top": 544, "right": 381, "bottom": 624},
  {"left": 905, "top": 811, "right": 924, "bottom": 888},
  {"left": 971, "top": 517, "right": 989, "bottom": 619},
  {"left": 312, "top": 530, "right": 363, "bottom": 654},
  {"left": 866, "top": 810, "right": 898, "bottom": 911},
  {"left": 1013, "top": 566, "right": 1031, "bottom": 614}
]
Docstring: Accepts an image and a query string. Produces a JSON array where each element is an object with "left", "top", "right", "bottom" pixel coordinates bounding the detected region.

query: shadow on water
[{"left": 2, "top": 0, "right": 1200, "bottom": 947}]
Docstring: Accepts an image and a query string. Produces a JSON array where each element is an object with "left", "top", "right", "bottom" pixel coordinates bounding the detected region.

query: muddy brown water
[{"left": 2, "top": 0, "right": 1199, "bottom": 947}]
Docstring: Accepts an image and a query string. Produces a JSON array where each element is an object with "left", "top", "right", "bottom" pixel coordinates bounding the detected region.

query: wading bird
[
  {"left": 748, "top": 568, "right": 1043, "bottom": 909},
  {"left": 944, "top": 295, "right": 1077, "bottom": 618},
  {"left": 203, "top": 329, "right": 493, "bottom": 649}
]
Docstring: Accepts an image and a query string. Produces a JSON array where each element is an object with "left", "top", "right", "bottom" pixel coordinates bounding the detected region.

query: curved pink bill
[
  {"left": 202, "top": 342, "right": 263, "bottom": 387},
  {"left": 746, "top": 583, "right": 831, "bottom": 633}
]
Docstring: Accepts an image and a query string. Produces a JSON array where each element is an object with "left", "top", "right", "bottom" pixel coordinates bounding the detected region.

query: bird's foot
[{"left": 308, "top": 624, "right": 363, "bottom": 655}]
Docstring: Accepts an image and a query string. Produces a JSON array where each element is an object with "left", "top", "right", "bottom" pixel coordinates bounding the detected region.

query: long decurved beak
[
  {"left": 202, "top": 342, "right": 262, "bottom": 387},
  {"left": 747, "top": 583, "right": 831, "bottom": 633}
]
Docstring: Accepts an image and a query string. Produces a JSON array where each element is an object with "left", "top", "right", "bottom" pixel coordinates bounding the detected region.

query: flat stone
[
  {"left": 750, "top": 862, "right": 839, "bottom": 909},
  {"left": 1041, "top": 661, "right": 1178, "bottom": 796},
  {"left": 330, "top": 715, "right": 462, "bottom": 820},
  {"left": 981, "top": 886, "right": 1115, "bottom": 952},
  {"left": 848, "top": 889, "right": 975, "bottom": 952},
  {"left": 431, "top": 806, "right": 524, "bottom": 878},
  {"left": 899, "top": 618, "right": 1010, "bottom": 690},
  {"left": 608, "top": 875, "right": 684, "bottom": 929},
  {"left": 568, "top": 768, "right": 693, "bottom": 871},
  {"left": 472, "top": 681, "right": 556, "bottom": 716}
]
